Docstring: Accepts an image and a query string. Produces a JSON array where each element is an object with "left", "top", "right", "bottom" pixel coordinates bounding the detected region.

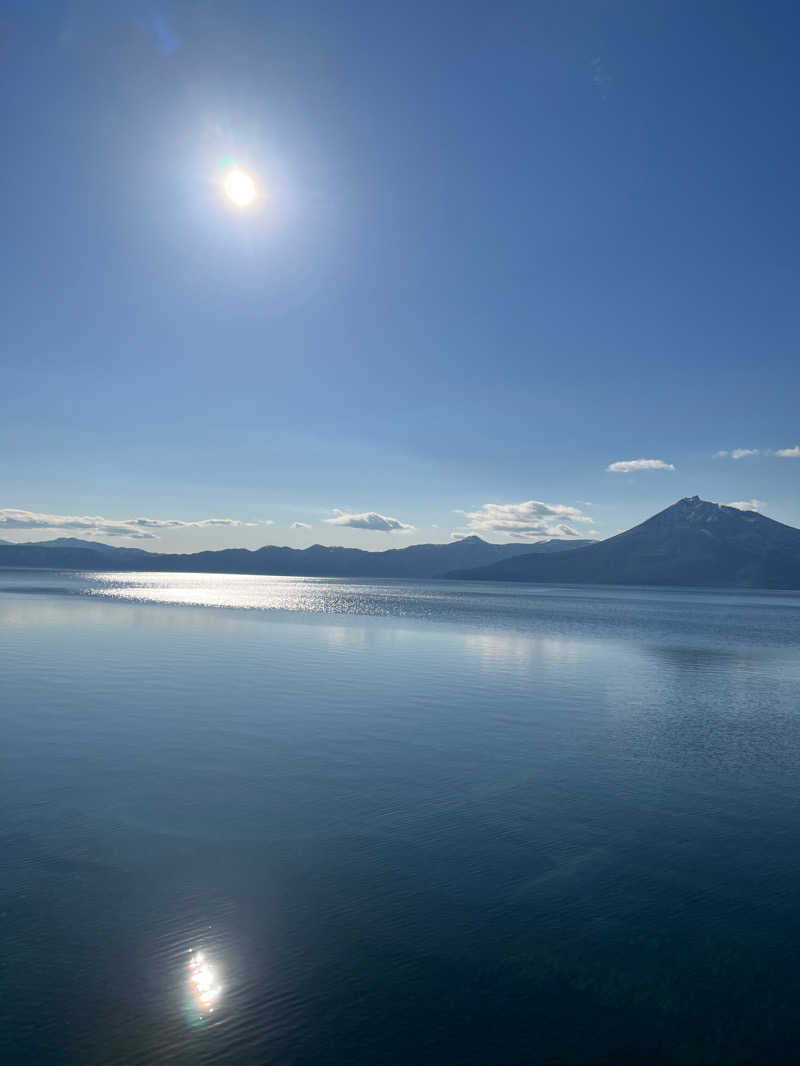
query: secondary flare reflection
[{"left": 188, "top": 951, "right": 222, "bottom": 1013}]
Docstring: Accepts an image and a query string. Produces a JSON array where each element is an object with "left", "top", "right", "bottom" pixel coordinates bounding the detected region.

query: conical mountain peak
[{"left": 446, "top": 497, "right": 800, "bottom": 589}]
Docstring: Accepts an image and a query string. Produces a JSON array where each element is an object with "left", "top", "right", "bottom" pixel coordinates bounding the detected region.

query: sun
[{"left": 223, "top": 168, "right": 257, "bottom": 207}]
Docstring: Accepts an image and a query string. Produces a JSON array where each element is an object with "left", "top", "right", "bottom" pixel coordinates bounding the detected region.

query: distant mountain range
[
  {"left": 4, "top": 499, "right": 799, "bottom": 588},
  {"left": 0, "top": 534, "right": 590, "bottom": 579},
  {"left": 16, "top": 537, "right": 152, "bottom": 554},
  {"left": 446, "top": 497, "right": 800, "bottom": 589}
]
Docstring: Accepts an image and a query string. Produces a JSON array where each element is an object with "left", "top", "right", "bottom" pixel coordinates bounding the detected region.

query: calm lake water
[{"left": 2, "top": 570, "right": 800, "bottom": 1065}]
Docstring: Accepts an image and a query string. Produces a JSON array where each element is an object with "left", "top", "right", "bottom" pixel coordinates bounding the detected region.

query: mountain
[
  {"left": 0, "top": 534, "right": 590, "bottom": 579},
  {"left": 511, "top": 537, "right": 594, "bottom": 554},
  {"left": 445, "top": 497, "right": 800, "bottom": 589},
  {"left": 18, "top": 537, "right": 151, "bottom": 555}
]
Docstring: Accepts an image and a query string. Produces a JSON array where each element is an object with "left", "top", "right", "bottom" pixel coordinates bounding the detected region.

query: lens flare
[{"left": 188, "top": 951, "right": 222, "bottom": 1012}]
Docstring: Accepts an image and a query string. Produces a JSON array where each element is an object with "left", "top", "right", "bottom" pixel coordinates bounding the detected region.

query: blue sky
[{"left": 2, "top": 0, "right": 798, "bottom": 551}]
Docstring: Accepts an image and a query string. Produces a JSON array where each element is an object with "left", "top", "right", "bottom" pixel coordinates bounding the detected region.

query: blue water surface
[{"left": 2, "top": 570, "right": 800, "bottom": 1065}]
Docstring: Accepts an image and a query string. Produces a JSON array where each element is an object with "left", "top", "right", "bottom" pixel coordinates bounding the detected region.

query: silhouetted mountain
[
  {"left": 0, "top": 534, "right": 590, "bottom": 579},
  {"left": 446, "top": 497, "right": 800, "bottom": 588}
]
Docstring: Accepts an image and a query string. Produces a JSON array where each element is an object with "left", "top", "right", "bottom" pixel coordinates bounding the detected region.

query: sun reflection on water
[{"left": 188, "top": 951, "right": 222, "bottom": 1013}]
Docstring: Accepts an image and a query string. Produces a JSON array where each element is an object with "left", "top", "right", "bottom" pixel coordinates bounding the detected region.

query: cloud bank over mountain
[
  {"left": 0, "top": 509, "right": 270, "bottom": 541},
  {"left": 728, "top": 499, "right": 765, "bottom": 512},
  {"left": 453, "top": 500, "right": 594, "bottom": 541},
  {"left": 324, "top": 510, "right": 415, "bottom": 532}
]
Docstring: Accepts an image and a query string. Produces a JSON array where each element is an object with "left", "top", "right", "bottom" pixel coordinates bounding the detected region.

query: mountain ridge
[
  {"left": 445, "top": 497, "right": 800, "bottom": 588},
  {"left": 0, "top": 534, "right": 591, "bottom": 579}
]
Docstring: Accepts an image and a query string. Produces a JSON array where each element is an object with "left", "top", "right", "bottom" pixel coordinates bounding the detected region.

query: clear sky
[{"left": 2, "top": 1, "right": 798, "bottom": 552}]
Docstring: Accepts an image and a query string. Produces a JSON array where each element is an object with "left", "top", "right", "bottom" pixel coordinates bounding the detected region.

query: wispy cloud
[
  {"left": 715, "top": 445, "right": 800, "bottom": 459},
  {"left": 727, "top": 499, "right": 765, "bottom": 512},
  {"left": 715, "top": 448, "right": 760, "bottom": 460},
  {"left": 291, "top": 521, "right": 312, "bottom": 530},
  {"left": 324, "top": 509, "right": 415, "bottom": 532},
  {"left": 0, "top": 509, "right": 270, "bottom": 541},
  {"left": 606, "top": 459, "right": 675, "bottom": 473},
  {"left": 453, "top": 500, "right": 594, "bottom": 541}
]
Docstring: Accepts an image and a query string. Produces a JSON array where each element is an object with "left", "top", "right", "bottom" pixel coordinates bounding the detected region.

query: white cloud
[
  {"left": 0, "top": 508, "right": 269, "bottom": 541},
  {"left": 606, "top": 458, "right": 675, "bottom": 473},
  {"left": 291, "top": 521, "right": 312, "bottom": 530},
  {"left": 716, "top": 447, "right": 761, "bottom": 460},
  {"left": 716, "top": 445, "right": 799, "bottom": 459},
  {"left": 452, "top": 499, "right": 594, "bottom": 541},
  {"left": 727, "top": 499, "right": 765, "bottom": 512},
  {"left": 324, "top": 509, "right": 415, "bottom": 532}
]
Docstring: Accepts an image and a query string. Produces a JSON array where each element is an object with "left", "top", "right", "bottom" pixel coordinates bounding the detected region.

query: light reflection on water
[
  {"left": 86, "top": 571, "right": 453, "bottom": 614},
  {"left": 463, "top": 629, "right": 587, "bottom": 669},
  {"left": 13, "top": 569, "right": 798, "bottom": 653},
  {"left": 188, "top": 951, "right": 222, "bottom": 1014}
]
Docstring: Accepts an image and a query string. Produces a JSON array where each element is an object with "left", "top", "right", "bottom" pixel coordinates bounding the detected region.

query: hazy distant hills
[
  {"left": 0, "top": 534, "right": 590, "bottom": 579},
  {"left": 446, "top": 497, "right": 800, "bottom": 589},
  {"left": 19, "top": 537, "right": 152, "bottom": 555}
]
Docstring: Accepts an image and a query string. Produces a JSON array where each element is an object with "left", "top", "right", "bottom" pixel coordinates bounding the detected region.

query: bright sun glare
[
  {"left": 189, "top": 951, "right": 222, "bottom": 1012},
  {"left": 223, "top": 168, "right": 257, "bottom": 207}
]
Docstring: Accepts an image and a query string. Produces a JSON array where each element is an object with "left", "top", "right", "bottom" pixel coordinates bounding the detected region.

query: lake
[{"left": 2, "top": 569, "right": 800, "bottom": 1065}]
